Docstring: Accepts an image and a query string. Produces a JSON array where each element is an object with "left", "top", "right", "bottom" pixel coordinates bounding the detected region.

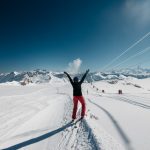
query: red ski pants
[{"left": 72, "top": 96, "right": 86, "bottom": 119}]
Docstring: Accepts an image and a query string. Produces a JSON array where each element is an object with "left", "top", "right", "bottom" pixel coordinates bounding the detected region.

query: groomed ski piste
[{"left": 0, "top": 76, "right": 150, "bottom": 150}]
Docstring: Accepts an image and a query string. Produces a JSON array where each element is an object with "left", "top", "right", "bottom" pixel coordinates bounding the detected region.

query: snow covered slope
[
  {"left": 83, "top": 82, "right": 150, "bottom": 150},
  {"left": 0, "top": 83, "right": 101, "bottom": 150},
  {"left": 0, "top": 78, "right": 150, "bottom": 150}
]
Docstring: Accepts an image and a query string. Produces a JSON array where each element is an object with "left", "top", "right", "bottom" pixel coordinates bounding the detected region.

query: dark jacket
[{"left": 66, "top": 72, "right": 88, "bottom": 96}]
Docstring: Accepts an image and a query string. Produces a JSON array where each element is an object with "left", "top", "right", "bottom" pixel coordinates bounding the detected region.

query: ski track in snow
[
  {"left": 120, "top": 94, "right": 150, "bottom": 105},
  {"left": 89, "top": 83, "right": 150, "bottom": 109},
  {"left": 104, "top": 95, "right": 150, "bottom": 109},
  {"left": 55, "top": 94, "right": 100, "bottom": 150},
  {"left": 88, "top": 98, "right": 133, "bottom": 150},
  {"left": 0, "top": 87, "right": 100, "bottom": 150},
  {"left": 1, "top": 83, "right": 150, "bottom": 150},
  {"left": 87, "top": 83, "right": 150, "bottom": 150}
]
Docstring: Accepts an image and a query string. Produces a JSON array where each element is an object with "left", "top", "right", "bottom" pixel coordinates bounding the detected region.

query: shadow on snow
[{"left": 3, "top": 121, "right": 74, "bottom": 150}]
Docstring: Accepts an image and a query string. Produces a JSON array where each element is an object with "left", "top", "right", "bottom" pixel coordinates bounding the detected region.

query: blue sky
[{"left": 0, "top": 0, "right": 150, "bottom": 73}]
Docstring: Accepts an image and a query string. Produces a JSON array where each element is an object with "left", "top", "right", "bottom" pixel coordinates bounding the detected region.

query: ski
[{"left": 72, "top": 118, "right": 84, "bottom": 128}]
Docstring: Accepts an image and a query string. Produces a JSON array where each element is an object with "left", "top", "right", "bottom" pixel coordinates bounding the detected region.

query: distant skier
[{"left": 64, "top": 69, "right": 89, "bottom": 121}]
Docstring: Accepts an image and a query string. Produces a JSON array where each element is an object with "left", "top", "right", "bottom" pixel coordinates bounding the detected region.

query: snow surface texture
[{"left": 0, "top": 76, "right": 150, "bottom": 150}]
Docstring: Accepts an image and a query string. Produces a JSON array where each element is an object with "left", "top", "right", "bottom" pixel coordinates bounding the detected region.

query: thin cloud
[
  {"left": 124, "top": 0, "right": 150, "bottom": 27},
  {"left": 67, "top": 58, "right": 82, "bottom": 74}
]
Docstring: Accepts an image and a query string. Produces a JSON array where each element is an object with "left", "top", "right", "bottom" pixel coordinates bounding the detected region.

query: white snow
[
  {"left": 0, "top": 77, "right": 150, "bottom": 150},
  {"left": 0, "top": 81, "right": 20, "bottom": 86},
  {"left": 92, "top": 77, "right": 150, "bottom": 93}
]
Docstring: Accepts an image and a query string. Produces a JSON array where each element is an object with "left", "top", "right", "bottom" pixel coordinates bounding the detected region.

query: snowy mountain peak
[{"left": 0, "top": 68, "right": 150, "bottom": 85}]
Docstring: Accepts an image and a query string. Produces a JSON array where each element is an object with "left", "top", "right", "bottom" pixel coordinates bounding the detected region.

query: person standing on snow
[{"left": 64, "top": 69, "right": 89, "bottom": 120}]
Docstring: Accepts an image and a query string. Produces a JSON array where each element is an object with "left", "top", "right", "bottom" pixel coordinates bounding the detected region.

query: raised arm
[
  {"left": 64, "top": 72, "right": 73, "bottom": 85},
  {"left": 80, "top": 69, "right": 89, "bottom": 84}
]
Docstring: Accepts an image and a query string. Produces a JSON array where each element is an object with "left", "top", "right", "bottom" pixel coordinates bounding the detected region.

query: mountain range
[{"left": 0, "top": 68, "right": 150, "bottom": 84}]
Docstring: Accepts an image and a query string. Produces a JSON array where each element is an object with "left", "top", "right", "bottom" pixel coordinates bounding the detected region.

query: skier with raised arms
[{"left": 64, "top": 69, "right": 89, "bottom": 121}]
